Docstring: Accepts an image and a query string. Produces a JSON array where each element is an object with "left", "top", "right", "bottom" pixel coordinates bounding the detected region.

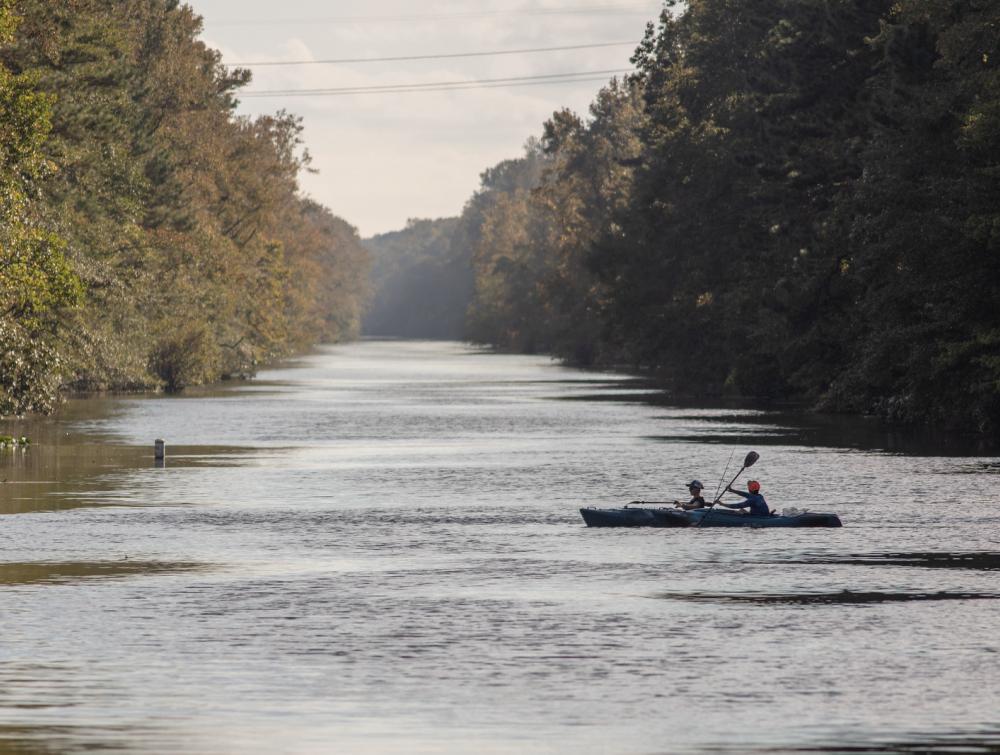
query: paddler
[
  {"left": 719, "top": 480, "right": 770, "bottom": 516},
  {"left": 675, "top": 480, "right": 708, "bottom": 510}
]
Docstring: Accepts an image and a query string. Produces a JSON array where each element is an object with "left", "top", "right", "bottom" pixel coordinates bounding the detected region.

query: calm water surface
[{"left": 1, "top": 340, "right": 999, "bottom": 754}]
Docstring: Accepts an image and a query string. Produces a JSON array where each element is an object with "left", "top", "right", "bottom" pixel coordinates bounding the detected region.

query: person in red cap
[{"left": 719, "top": 480, "right": 770, "bottom": 516}]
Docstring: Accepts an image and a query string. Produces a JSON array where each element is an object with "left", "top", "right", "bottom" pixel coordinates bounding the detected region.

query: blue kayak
[
  {"left": 579, "top": 504, "right": 689, "bottom": 528},
  {"left": 683, "top": 508, "right": 842, "bottom": 528},
  {"left": 580, "top": 505, "right": 841, "bottom": 528}
]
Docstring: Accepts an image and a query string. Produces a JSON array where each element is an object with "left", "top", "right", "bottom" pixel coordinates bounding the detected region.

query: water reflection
[
  {"left": 656, "top": 590, "right": 1000, "bottom": 605},
  {"left": 782, "top": 552, "right": 1000, "bottom": 571},
  {"left": 642, "top": 411, "right": 1000, "bottom": 456},
  {"left": 1, "top": 342, "right": 1000, "bottom": 754},
  {"left": 0, "top": 397, "right": 259, "bottom": 514},
  {"left": 0, "top": 726, "right": 128, "bottom": 754},
  {"left": 560, "top": 383, "right": 1000, "bottom": 456},
  {"left": 0, "top": 562, "right": 203, "bottom": 586},
  {"left": 702, "top": 729, "right": 1000, "bottom": 753}
]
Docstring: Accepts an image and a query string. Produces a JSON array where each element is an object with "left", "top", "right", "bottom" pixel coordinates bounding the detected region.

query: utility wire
[
  {"left": 241, "top": 68, "right": 633, "bottom": 97},
  {"left": 240, "top": 75, "right": 626, "bottom": 97},
  {"left": 214, "top": 3, "right": 660, "bottom": 26},
  {"left": 230, "top": 40, "right": 640, "bottom": 67}
]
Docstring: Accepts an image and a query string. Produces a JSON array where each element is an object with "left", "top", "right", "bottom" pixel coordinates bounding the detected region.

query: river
[{"left": 1, "top": 340, "right": 999, "bottom": 754}]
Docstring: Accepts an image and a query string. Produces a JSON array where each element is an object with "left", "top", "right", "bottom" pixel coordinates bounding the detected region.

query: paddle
[
  {"left": 710, "top": 451, "right": 759, "bottom": 506},
  {"left": 696, "top": 450, "right": 759, "bottom": 527},
  {"left": 712, "top": 449, "right": 736, "bottom": 504}
]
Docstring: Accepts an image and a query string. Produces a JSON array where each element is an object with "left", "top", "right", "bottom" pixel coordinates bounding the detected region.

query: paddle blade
[{"left": 743, "top": 451, "right": 760, "bottom": 468}]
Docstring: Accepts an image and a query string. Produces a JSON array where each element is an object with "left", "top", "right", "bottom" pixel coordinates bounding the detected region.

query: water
[{"left": 1, "top": 340, "right": 999, "bottom": 754}]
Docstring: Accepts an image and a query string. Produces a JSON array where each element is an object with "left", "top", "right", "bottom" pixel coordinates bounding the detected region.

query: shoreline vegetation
[
  {"left": 5, "top": 1, "right": 999, "bottom": 438},
  {"left": 365, "top": 0, "right": 1000, "bottom": 436},
  {"left": 0, "top": 0, "right": 369, "bottom": 417}
]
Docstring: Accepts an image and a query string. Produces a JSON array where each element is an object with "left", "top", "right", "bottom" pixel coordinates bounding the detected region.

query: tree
[
  {"left": 827, "top": 0, "right": 1000, "bottom": 431},
  {"left": 0, "top": 0, "right": 82, "bottom": 414},
  {"left": 1, "top": 0, "right": 371, "bottom": 407}
]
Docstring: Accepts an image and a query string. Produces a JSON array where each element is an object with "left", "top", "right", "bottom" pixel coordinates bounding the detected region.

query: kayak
[
  {"left": 684, "top": 508, "right": 842, "bottom": 528},
  {"left": 580, "top": 505, "right": 842, "bottom": 528},
  {"left": 579, "top": 504, "right": 689, "bottom": 528}
]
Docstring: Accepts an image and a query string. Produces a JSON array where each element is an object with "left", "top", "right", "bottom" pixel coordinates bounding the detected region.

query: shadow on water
[
  {"left": 780, "top": 552, "right": 1000, "bottom": 571},
  {"left": 642, "top": 409, "right": 1000, "bottom": 456},
  {"left": 558, "top": 380, "right": 1000, "bottom": 456},
  {"left": 654, "top": 590, "right": 999, "bottom": 605},
  {"left": 659, "top": 547, "right": 1000, "bottom": 605},
  {"left": 0, "top": 562, "right": 205, "bottom": 586},
  {"left": 700, "top": 730, "right": 1000, "bottom": 753}
]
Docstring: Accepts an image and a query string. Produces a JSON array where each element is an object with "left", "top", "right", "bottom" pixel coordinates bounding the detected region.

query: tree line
[
  {"left": 369, "top": 0, "right": 1000, "bottom": 434},
  {"left": 0, "top": 0, "right": 369, "bottom": 415}
]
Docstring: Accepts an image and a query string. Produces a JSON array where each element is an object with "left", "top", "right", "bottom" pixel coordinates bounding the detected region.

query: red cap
[{"left": 748, "top": 480, "right": 761, "bottom": 493}]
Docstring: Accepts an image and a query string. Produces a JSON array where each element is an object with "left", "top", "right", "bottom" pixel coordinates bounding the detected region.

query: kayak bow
[{"left": 579, "top": 504, "right": 690, "bottom": 528}]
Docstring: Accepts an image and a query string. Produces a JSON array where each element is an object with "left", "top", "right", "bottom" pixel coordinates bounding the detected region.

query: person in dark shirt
[
  {"left": 675, "top": 480, "right": 708, "bottom": 510},
  {"left": 719, "top": 479, "right": 771, "bottom": 516}
]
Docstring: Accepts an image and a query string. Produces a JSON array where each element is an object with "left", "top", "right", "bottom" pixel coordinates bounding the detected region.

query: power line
[
  {"left": 240, "top": 69, "right": 634, "bottom": 98},
  {"left": 241, "top": 75, "right": 627, "bottom": 97},
  {"left": 242, "top": 68, "right": 632, "bottom": 96},
  {"left": 213, "top": 3, "right": 661, "bottom": 26},
  {"left": 230, "top": 40, "right": 640, "bottom": 67}
]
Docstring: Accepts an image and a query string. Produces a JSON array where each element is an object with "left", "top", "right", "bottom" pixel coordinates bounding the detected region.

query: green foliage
[
  {"left": 0, "top": 229, "right": 83, "bottom": 322},
  {"left": 0, "top": 0, "right": 370, "bottom": 413},
  {"left": 825, "top": 0, "right": 1000, "bottom": 431},
  {"left": 420, "top": 0, "right": 1000, "bottom": 433},
  {"left": 0, "top": 0, "right": 82, "bottom": 415},
  {"left": 0, "top": 318, "right": 63, "bottom": 415}
]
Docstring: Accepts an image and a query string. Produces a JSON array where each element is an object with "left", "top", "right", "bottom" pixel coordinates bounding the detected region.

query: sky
[{"left": 192, "top": 0, "right": 664, "bottom": 237}]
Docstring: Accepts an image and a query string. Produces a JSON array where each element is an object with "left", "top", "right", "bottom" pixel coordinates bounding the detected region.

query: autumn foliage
[{"left": 0, "top": 0, "right": 368, "bottom": 412}]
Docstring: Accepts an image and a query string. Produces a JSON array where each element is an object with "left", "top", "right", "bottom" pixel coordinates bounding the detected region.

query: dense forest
[
  {"left": 371, "top": 0, "right": 1000, "bottom": 433},
  {"left": 5, "top": 0, "right": 999, "bottom": 433},
  {"left": 0, "top": 0, "right": 369, "bottom": 415}
]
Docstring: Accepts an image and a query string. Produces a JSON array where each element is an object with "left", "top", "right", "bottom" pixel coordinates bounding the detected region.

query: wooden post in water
[{"left": 154, "top": 439, "right": 165, "bottom": 461}]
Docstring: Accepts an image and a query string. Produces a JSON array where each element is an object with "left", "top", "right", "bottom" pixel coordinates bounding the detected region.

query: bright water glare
[{"left": 1, "top": 340, "right": 1000, "bottom": 754}]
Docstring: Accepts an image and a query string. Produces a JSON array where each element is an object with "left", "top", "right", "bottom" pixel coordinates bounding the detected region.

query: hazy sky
[{"left": 193, "top": 0, "right": 662, "bottom": 237}]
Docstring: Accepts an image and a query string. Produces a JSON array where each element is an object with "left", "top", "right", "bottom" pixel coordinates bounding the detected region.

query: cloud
[{"left": 195, "top": 0, "right": 654, "bottom": 235}]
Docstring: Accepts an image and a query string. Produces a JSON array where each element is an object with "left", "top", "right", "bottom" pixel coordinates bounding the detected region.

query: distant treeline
[
  {"left": 368, "top": 0, "right": 1000, "bottom": 433},
  {"left": 363, "top": 218, "right": 468, "bottom": 339},
  {"left": 0, "top": 0, "right": 369, "bottom": 415}
]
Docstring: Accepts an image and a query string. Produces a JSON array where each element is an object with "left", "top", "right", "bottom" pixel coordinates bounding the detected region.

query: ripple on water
[{"left": 1, "top": 341, "right": 1000, "bottom": 754}]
